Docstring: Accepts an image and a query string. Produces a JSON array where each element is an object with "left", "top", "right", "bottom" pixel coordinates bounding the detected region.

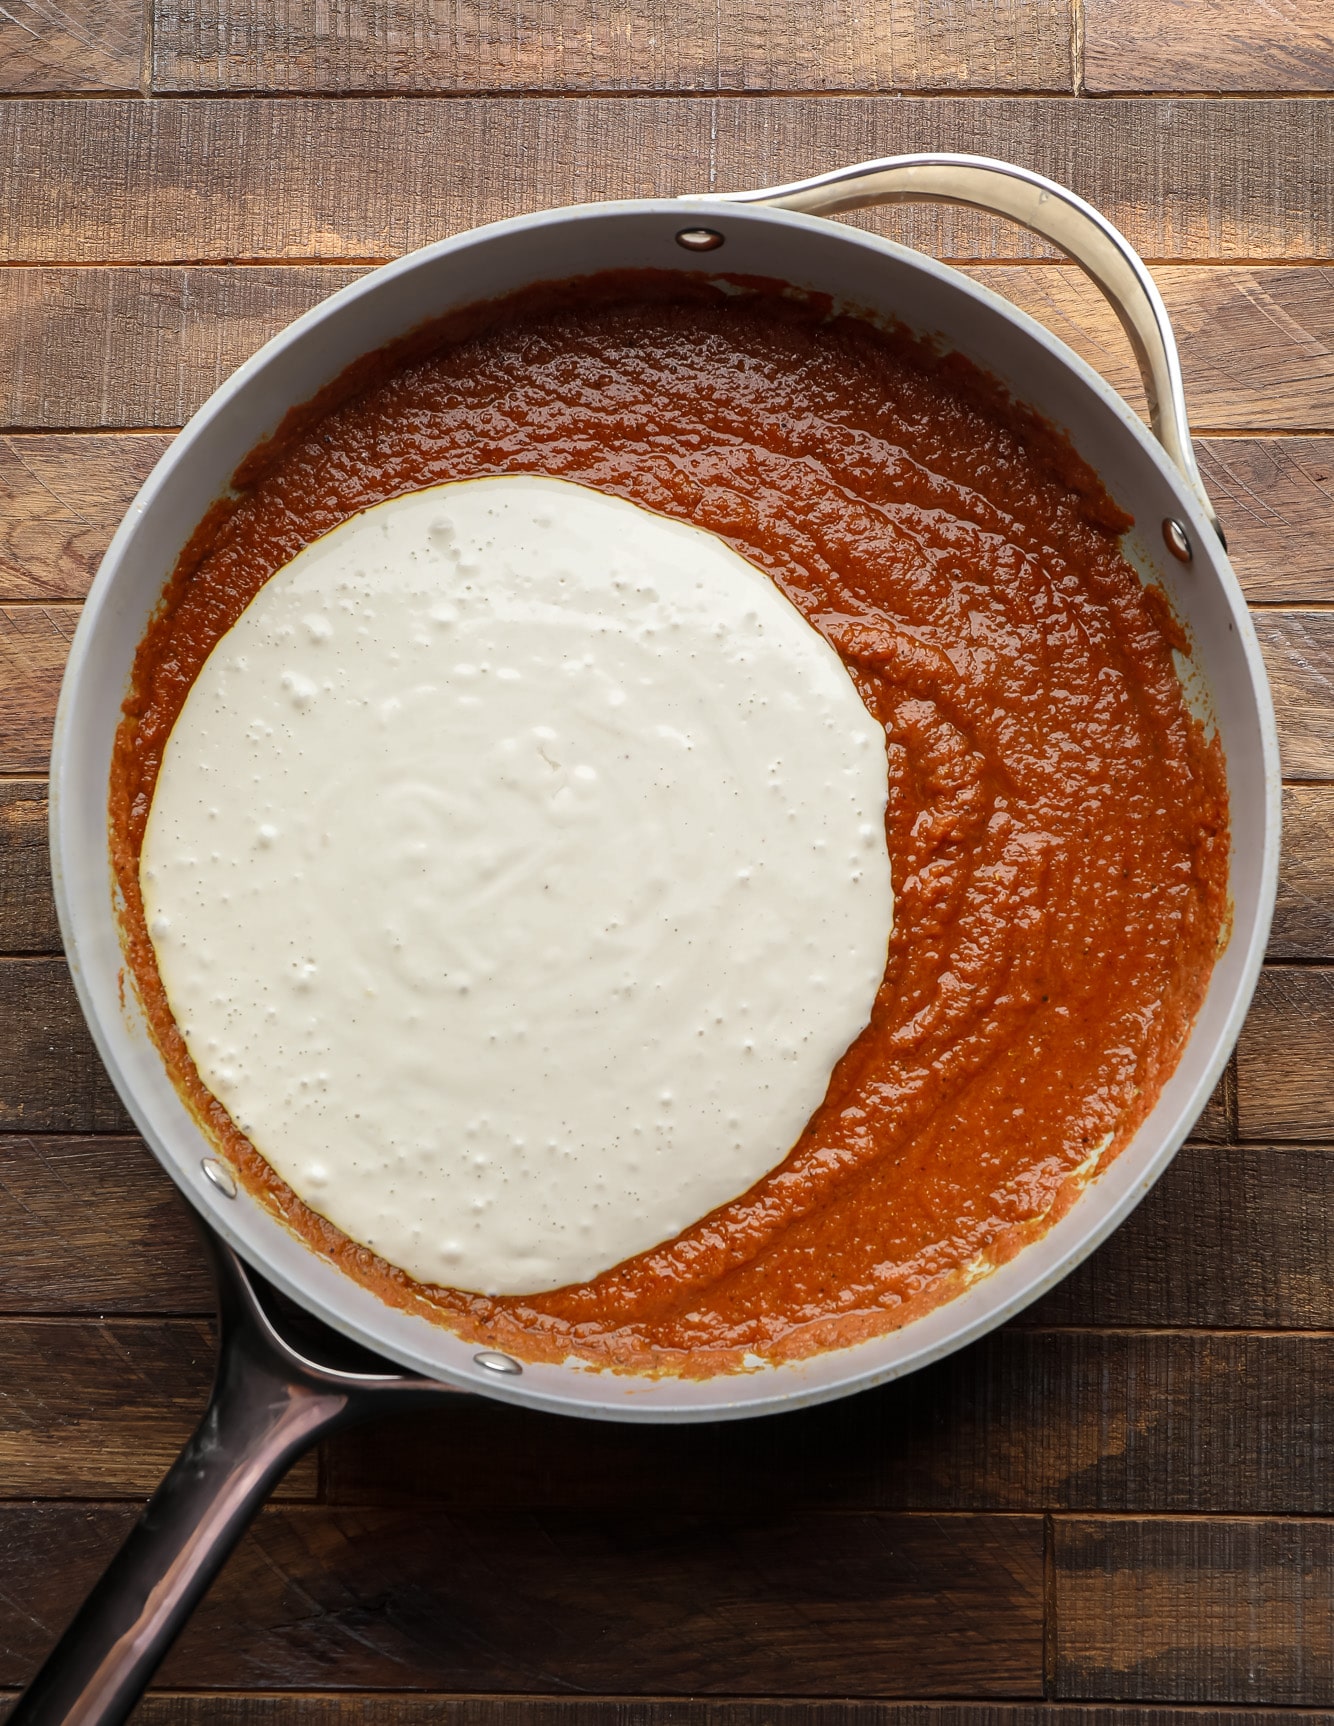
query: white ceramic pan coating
[{"left": 22, "top": 155, "right": 1279, "bottom": 1725}]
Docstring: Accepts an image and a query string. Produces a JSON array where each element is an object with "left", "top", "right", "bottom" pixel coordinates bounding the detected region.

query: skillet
[{"left": 17, "top": 153, "right": 1279, "bottom": 1723}]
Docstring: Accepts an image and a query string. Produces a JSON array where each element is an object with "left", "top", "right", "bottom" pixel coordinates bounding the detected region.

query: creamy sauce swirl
[{"left": 141, "top": 476, "right": 894, "bottom": 1294}]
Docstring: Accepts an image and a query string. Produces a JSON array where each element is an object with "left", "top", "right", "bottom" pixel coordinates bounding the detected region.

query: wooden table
[{"left": 3, "top": 0, "right": 1334, "bottom": 1715}]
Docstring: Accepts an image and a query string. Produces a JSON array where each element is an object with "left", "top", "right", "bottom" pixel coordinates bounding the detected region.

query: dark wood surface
[
  {"left": 147, "top": 0, "right": 1075, "bottom": 94},
  {"left": 2, "top": 0, "right": 1333, "bottom": 1716},
  {"left": 8, "top": 262, "right": 1334, "bottom": 431}
]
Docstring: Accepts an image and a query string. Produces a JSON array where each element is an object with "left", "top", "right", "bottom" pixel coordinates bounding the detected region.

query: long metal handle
[
  {"left": 11, "top": 1230, "right": 457, "bottom": 1726},
  {"left": 695, "top": 153, "right": 1221, "bottom": 541}
]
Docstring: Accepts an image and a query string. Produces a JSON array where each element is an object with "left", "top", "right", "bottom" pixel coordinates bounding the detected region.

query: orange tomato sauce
[{"left": 111, "top": 271, "right": 1230, "bottom": 1375}]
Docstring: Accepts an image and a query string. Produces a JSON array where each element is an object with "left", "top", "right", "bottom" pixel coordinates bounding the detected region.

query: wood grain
[
  {"left": 1192, "top": 1063, "right": 1231, "bottom": 1143},
  {"left": 0, "top": 606, "right": 77, "bottom": 774},
  {"left": 1054, "top": 1518, "right": 1334, "bottom": 1704},
  {"left": 1272, "top": 785, "right": 1334, "bottom": 959},
  {"left": 1197, "top": 438, "right": 1334, "bottom": 603},
  {"left": 0, "top": 961, "right": 128, "bottom": 1133},
  {"left": 1253, "top": 612, "right": 1334, "bottom": 780},
  {"left": 0, "top": 785, "right": 57, "bottom": 953},
  {"left": 0, "top": 269, "right": 362, "bottom": 431},
  {"left": 979, "top": 267, "right": 1334, "bottom": 437},
  {"left": 0, "top": 0, "right": 142, "bottom": 94},
  {"left": 1031, "top": 1142, "right": 1334, "bottom": 1329},
  {"left": 6, "top": 1318, "right": 1330, "bottom": 1513},
  {"left": 6, "top": 1707, "right": 1328, "bottom": 1726},
  {"left": 0, "top": 1136, "right": 210, "bottom": 1313},
  {"left": 0, "top": 1505, "right": 1045, "bottom": 1693},
  {"left": 6, "top": 265, "right": 1334, "bottom": 433},
  {"left": 325, "top": 1330, "right": 1334, "bottom": 1516},
  {"left": 4, "top": 99, "right": 1334, "bottom": 266},
  {"left": 0, "top": 1318, "right": 317, "bottom": 1497},
  {"left": 0, "top": 434, "right": 169, "bottom": 601},
  {"left": 7, "top": 431, "right": 1318, "bottom": 605},
  {"left": 9, "top": 604, "right": 1330, "bottom": 795},
  {"left": 1237, "top": 966, "right": 1334, "bottom": 1140},
  {"left": 1085, "top": 0, "right": 1334, "bottom": 95},
  {"left": 3, "top": 1706, "right": 1318, "bottom": 1726},
  {"left": 3, "top": 1135, "right": 1318, "bottom": 1329},
  {"left": 0, "top": 943, "right": 1238, "bottom": 1140},
  {"left": 152, "top": 0, "right": 1074, "bottom": 94}
]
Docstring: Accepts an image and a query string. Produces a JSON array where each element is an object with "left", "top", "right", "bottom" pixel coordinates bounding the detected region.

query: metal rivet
[
  {"left": 675, "top": 227, "right": 725, "bottom": 253},
  {"left": 201, "top": 1156, "right": 238, "bottom": 1199},
  {"left": 1163, "top": 518, "right": 1194, "bottom": 564},
  {"left": 473, "top": 1350, "right": 523, "bottom": 1376}
]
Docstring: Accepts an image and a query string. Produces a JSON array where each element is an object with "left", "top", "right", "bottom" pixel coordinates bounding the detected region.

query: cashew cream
[{"left": 141, "top": 475, "right": 893, "bottom": 1295}]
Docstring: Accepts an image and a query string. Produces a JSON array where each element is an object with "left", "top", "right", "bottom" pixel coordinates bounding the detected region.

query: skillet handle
[
  {"left": 10, "top": 1230, "right": 455, "bottom": 1726},
  {"left": 695, "top": 152, "right": 1223, "bottom": 545}
]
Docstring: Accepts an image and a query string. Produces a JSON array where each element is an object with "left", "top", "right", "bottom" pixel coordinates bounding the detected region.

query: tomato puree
[{"left": 111, "top": 271, "right": 1230, "bottom": 1375}]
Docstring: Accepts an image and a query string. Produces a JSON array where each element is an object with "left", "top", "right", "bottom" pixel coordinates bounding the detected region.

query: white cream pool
[{"left": 140, "top": 475, "right": 894, "bottom": 1295}]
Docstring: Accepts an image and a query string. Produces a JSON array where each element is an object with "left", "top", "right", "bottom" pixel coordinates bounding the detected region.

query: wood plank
[
  {"left": 977, "top": 267, "right": 1334, "bottom": 437},
  {"left": 1237, "top": 965, "right": 1334, "bottom": 1140},
  {"left": 1252, "top": 611, "right": 1334, "bottom": 780},
  {"left": 152, "top": 0, "right": 1074, "bottom": 94},
  {"left": 1085, "top": 0, "right": 1334, "bottom": 95},
  {"left": 5, "top": 431, "right": 1322, "bottom": 608},
  {"left": 13, "top": 1705, "right": 1320, "bottom": 1726},
  {"left": 1197, "top": 437, "right": 1334, "bottom": 604},
  {"left": 0, "top": 960, "right": 128, "bottom": 1133},
  {"left": 4, "top": 1136, "right": 1320, "bottom": 1328},
  {"left": 0, "top": 605, "right": 77, "bottom": 774},
  {"left": 0, "top": 1136, "right": 210, "bottom": 1313},
  {"left": 1191, "top": 1062, "right": 1231, "bottom": 1143},
  {"left": 0, "top": 1317, "right": 317, "bottom": 1497},
  {"left": 0, "top": 784, "right": 58, "bottom": 953},
  {"left": 1054, "top": 1518, "right": 1334, "bottom": 1704},
  {"left": 0, "top": 1505, "right": 1045, "bottom": 1694},
  {"left": 5, "top": 265, "right": 1333, "bottom": 434},
  {"left": 325, "top": 1330, "right": 1334, "bottom": 1516},
  {"left": 0, "top": 934, "right": 1236, "bottom": 1143},
  {"left": 4, "top": 99, "right": 1334, "bottom": 267},
  {"left": 7, "top": 1315, "right": 1328, "bottom": 1516},
  {"left": 0, "top": 648, "right": 1318, "bottom": 973},
  {"left": 7, "top": 604, "right": 1323, "bottom": 796},
  {"left": 1034, "top": 1142, "right": 1334, "bottom": 1329},
  {"left": 0, "top": 0, "right": 142, "bottom": 94},
  {"left": 0, "top": 602, "right": 1324, "bottom": 980},
  {"left": 0, "top": 268, "right": 363, "bottom": 430},
  {"left": 0, "top": 1303, "right": 1328, "bottom": 1568},
  {"left": 1272, "top": 785, "right": 1334, "bottom": 959},
  {"left": 0, "top": 433, "right": 169, "bottom": 601}
]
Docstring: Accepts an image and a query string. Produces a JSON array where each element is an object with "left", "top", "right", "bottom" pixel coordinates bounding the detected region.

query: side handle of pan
[
  {"left": 11, "top": 1226, "right": 458, "bottom": 1726},
  {"left": 692, "top": 152, "right": 1223, "bottom": 545}
]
